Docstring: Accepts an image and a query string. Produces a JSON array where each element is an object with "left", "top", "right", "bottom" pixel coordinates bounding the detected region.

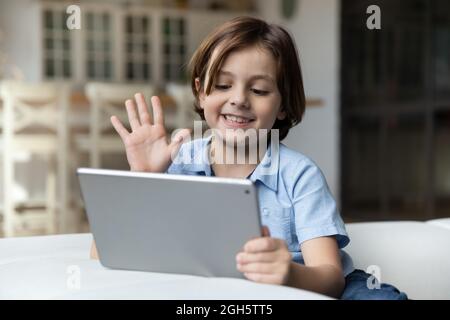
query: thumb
[
  {"left": 262, "top": 225, "right": 271, "bottom": 237},
  {"left": 169, "top": 128, "right": 191, "bottom": 157}
]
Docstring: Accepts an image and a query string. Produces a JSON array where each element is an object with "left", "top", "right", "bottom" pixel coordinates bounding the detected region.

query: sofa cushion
[
  {"left": 0, "top": 233, "right": 330, "bottom": 299},
  {"left": 345, "top": 221, "right": 450, "bottom": 300},
  {"left": 426, "top": 218, "right": 450, "bottom": 231}
]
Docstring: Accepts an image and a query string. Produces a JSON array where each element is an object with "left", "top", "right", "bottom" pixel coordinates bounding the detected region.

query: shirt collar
[
  {"left": 249, "top": 141, "right": 279, "bottom": 192},
  {"left": 182, "top": 134, "right": 279, "bottom": 191}
]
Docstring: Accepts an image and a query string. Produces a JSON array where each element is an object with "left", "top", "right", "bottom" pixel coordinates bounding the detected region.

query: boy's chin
[{"left": 214, "top": 130, "right": 260, "bottom": 147}]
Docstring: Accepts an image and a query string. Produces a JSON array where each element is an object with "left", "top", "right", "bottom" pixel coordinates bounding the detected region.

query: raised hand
[{"left": 111, "top": 93, "right": 191, "bottom": 173}]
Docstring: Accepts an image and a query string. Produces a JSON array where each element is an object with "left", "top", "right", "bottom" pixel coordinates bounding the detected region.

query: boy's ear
[
  {"left": 195, "top": 77, "right": 205, "bottom": 107},
  {"left": 277, "top": 107, "right": 286, "bottom": 120}
]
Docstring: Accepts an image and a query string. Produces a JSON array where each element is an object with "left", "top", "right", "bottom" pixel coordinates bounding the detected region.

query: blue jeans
[{"left": 340, "top": 269, "right": 408, "bottom": 300}]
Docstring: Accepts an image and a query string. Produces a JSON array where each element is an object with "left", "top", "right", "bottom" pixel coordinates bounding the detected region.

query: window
[
  {"left": 161, "top": 16, "right": 188, "bottom": 82},
  {"left": 39, "top": 4, "right": 228, "bottom": 85},
  {"left": 85, "top": 11, "right": 114, "bottom": 80},
  {"left": 124, "top": 14, "right": 152, "bottom": 82},
  {"left": 42, "top": 9, "right": 73, "bottom": 79}
]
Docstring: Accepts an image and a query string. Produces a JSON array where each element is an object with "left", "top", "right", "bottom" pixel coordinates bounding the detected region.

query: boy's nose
[{"left": 230, "top": 91, "right": 249, "bottom": 109}]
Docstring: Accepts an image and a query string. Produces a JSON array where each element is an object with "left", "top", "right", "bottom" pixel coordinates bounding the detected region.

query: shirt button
[{"left": 262, "top": 208, "right": 269, "bottom": 216}]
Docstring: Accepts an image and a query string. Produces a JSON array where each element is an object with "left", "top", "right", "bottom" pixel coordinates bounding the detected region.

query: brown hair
[{"left": 188, "top": 16, "right": 305, "bottom": 141}]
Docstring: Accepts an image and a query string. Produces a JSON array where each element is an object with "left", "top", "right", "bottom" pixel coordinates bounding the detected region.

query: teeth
[{"left": 224, "top": 115, "right": 252, "bottom": 123}]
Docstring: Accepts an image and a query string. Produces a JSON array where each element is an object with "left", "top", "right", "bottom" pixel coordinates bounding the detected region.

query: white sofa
[
  {"left": 1, "top": 219, "right": 449, "bottom": 300},
  {"left": 0, "top": 233, "right": 329, "bottom": 300},
  {"left": 345, "top": 218, "right": 450, "bottom": 300}
]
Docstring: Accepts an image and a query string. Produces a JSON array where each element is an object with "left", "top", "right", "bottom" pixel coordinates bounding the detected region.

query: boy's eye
[
  {"left": 252, "top": 88, "right": 269, "bottom": 96},
  {"left": 215, "top": 85, "right": 230, "bottom": 90}
]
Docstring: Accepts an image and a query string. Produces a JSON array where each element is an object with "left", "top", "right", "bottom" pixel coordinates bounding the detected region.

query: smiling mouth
[{"left": 221, "top": 114, "right": 255, "bottom": 124}]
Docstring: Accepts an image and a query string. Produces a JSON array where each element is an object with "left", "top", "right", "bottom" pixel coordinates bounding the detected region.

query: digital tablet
[{"left": 77, "top": 168, "right": 262, "bottom": 278}]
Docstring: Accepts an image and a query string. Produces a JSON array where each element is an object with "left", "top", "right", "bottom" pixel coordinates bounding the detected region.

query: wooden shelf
[{"left": 306, "top": 98, "right": 324, "bottom": 108}]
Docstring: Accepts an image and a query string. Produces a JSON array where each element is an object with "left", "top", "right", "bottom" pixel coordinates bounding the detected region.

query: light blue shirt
[{"left": 167, "top": 135, "right": 354, "bottom": 276}]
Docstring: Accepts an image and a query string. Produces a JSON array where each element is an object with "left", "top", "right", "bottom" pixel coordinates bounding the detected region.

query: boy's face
[{"left": 195, "top": 45, "right": 285, "bottom": 146}]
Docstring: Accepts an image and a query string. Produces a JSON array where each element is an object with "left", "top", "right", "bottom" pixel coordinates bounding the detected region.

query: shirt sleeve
[
  {"left": 292, "top": 159, "right": 350, "bottom": 249},
  {"left": 166, "top": 154, "right": 183, "bottom": 174}
]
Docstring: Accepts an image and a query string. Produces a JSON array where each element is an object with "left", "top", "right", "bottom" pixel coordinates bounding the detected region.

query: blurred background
[{"left": 0, "top": 0, "right": 448, "bottom": 237}]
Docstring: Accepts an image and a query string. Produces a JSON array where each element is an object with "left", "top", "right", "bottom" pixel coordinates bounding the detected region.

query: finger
[
  {"left": 243, "top": 272, "right": 282, "bottom": 284},
  {"left": 125, "top": 99, "right": 141, "bottom": 131},
  {"left": 237, "top": 262, "right": 277, "bottom": 274},
  {"left": 171, "top": 128, "right": 192, "bottom": 144},
  {"left": 236, "top": 251, "right": 277, "bottom": 264},
  {"left": 135, "top": 92, "right": 152, "bottom": 125},
  {"left": 262, "top": 225, "right": 271, "bottom": 237},
  {"left": 151, "top": 96, "right": 165, "bottom": 126},
  {"left": 169, "top": 128, "right": 191, "bottom": 158},
  {"left": 244, "top": 237, "right": 279, "bottom": 253},
  {"left": 110, "top": 116, "right": 130, "bottom": 140}
]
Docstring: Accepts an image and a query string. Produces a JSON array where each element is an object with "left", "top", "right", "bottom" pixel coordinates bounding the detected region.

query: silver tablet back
[{"left": 77, "top": 168, "right": 262, "bottom": 278}]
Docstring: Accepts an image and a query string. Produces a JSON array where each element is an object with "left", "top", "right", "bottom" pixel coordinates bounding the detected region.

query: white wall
[
  {"left": 0, "top": 0, "right": 41, "bottom": 81},
  {"left": 257, "top": 0, "right": 340, "bottom": 200}
]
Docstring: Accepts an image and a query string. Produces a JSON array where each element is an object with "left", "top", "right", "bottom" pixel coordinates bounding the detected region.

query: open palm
[{"left": 111, "top": 93, "right": 190, "bottom": 173}]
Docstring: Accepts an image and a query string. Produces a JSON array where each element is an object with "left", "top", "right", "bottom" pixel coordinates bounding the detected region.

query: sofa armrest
[
  {"left": 426, "top": 218, "right": 450, "bottom": 231},
  {"left": 345, "top": 221, "right": 450, "bottom": 300}
]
